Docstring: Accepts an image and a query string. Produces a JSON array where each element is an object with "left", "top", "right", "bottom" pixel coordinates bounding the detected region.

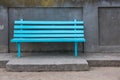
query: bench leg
[
  {"left": 17, "top": 43, "right": 21, "bottom": 58},
  {"left": 74, "top": 42, "right": 78, "bottom": 57}
]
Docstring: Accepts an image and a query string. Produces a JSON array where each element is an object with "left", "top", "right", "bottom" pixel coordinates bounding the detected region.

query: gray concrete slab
[
  {"left": 0, "top": 53, "right": 11, "bottom": 68},
  {"left": 6, "top": 53, "right": 89, "bottom": 71},
  {"left": 0, "top": 53, "right": 120, "bottom": 71},
  {"left": 85, "top": 53, "right": 120, "bottom": 67}
]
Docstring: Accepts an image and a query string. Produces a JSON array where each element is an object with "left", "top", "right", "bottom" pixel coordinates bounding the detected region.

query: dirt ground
[{"left": 0, "top": 67, "right": 119, "bottom": 80}]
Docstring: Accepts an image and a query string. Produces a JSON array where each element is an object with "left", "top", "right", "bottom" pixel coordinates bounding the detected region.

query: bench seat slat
[
  {"left": 15, "top": 21, "right": 84, "bottom": 25},
  {"left": 11, "top": 38, "right": 86, "bottom": 42},
  {"left": 14, "top": 26, "right": 84, "bottom": 29},
  {"left": 14, "top": 34, "right": 84, "bottom": 38},
  {"left": 14, "top": 30, "right": 84, "bottom": 34}
]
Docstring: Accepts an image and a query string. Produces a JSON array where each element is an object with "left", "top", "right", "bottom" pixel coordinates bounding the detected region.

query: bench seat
[{"left": 11, "top": 38, "right": 86, "bottom": 42}]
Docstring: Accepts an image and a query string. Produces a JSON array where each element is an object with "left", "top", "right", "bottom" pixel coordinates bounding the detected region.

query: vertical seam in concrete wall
[
  {"left": 8, "top": 7, "right": 10, "bottom": 53},
  {"left": 98, "top": 7, "right": 101, "bottom": 46}
]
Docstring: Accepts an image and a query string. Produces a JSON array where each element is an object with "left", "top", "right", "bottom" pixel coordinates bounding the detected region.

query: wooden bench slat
[
  {"left": 14, "top": 26, "right": 84, "bottom": 29},
  {"left": 11, "top": 38, "right": 86, "bottom": 42},
  {"left": 15, "top": 21, "right": 84, "bottom": 25},
  {"left": 14, "top": 34, "right": 84, "bottom": 38},
  {"left": 14, "top": 30, "right": 84, "bottom": 34}
]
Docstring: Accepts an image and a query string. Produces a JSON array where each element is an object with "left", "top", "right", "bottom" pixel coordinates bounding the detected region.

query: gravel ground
[{"left": 0, "top": 67, "right": 119, "bottom": 80}]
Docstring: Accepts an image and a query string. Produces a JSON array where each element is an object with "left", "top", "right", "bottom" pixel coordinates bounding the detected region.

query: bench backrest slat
[
  {"left": 14, "top": 26, "right": 84, "bottom": 29},
  {"left": 14, "top": 30, "right": 84, "bottom": 34},
  {"left": 15, "top": 21, "right": 84, "bottom": 25},
  {"left": 14, "top": 34, "right": 84, "bottom": 38}
]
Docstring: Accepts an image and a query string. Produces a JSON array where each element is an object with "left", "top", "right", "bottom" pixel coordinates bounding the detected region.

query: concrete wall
[
  {"left": 0, "top": 0, "right": 120, "bottom": 53},
  {"left": 9, "top": 7, "right": 83, "bottom": 52}
]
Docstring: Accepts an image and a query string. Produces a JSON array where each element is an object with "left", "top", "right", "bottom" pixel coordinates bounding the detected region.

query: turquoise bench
[{"left": 11, "top": 19, "right": 86, "bottom": 58}]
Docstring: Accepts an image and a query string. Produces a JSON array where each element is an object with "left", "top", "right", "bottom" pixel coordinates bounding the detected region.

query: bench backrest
[{"left": 13, "top": 19, "right": 85, "bottom": 39}]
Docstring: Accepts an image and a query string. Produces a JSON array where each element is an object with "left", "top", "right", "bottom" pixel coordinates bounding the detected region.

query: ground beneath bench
[{"left": 0, "top": 67, "right": 119, "bottom": 80}]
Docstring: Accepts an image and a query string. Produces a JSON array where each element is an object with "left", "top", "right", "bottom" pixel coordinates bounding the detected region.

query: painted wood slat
[
  {"left": 11, "top": 38, "right": 86, "bottom": 42},
  {"left": 14, "top": 30, "right": 84, "bottom": 34},
  {"left": 14, "top": 34, "right": 84, "bottom": 38},
  {"left": 15, "top": 21, "right": 84, "bottom": 25},
  {"left": 14, "top": 26, "right": 84, "bottom": 29}
]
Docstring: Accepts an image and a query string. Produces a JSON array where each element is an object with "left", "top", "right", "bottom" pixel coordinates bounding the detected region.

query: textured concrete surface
[
  {"left": 85, "top": 53, "right": 120, "bottom": 67},
  {"left": 1, "top": 1, "right": 120, "bottom": 53},
  {"left": 0, "top": 67, "right": 120, "bottom": 80},
  {"left": 0, "top": 53, "right": 120, "bottom": 71},
  {"left": 6, "top": 53, "right": 89, "bottom": 71},
  {"left": 0, "top": 6, "right": 8, "bottom": 53},
  {"left": 0, "top": 54, "right": 11, "bottom": 68},
  {"left": 9, "top": 7, "right": 83, "bottom": 52}
]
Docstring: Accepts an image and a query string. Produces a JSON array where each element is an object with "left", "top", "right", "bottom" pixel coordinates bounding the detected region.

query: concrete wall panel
[
  {"left": 0, "top": 6, "right": 8, "bottom": 52},
  {"left": 9, "top": 7, "right": 83, "bottom": 53},
  {"left": 99, "top": 8, "right": 120, "bottom": 46}
]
